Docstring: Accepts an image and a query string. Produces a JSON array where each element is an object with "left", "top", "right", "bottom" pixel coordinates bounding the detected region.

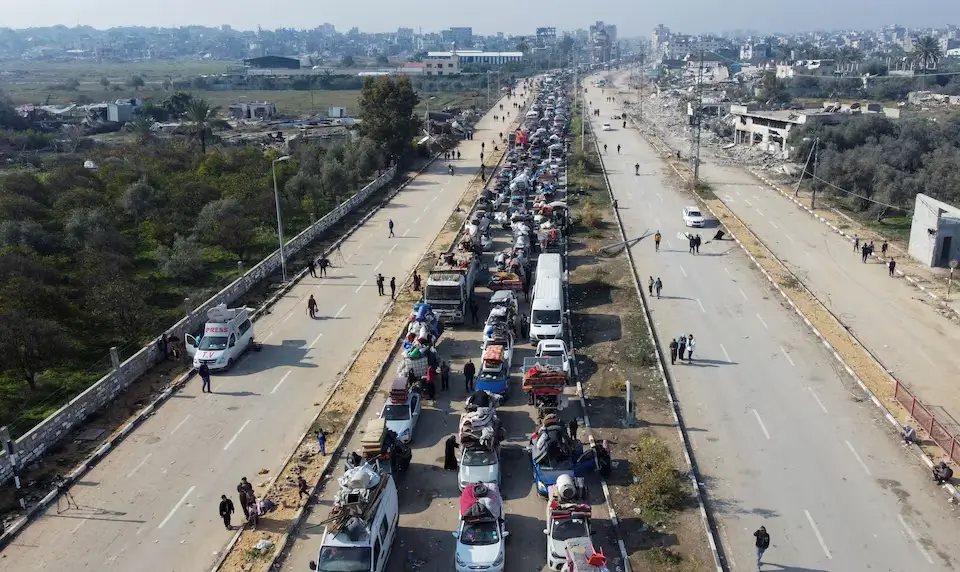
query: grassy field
[{"left": 0, "top": 60, "right": 490, "bottom": 117}]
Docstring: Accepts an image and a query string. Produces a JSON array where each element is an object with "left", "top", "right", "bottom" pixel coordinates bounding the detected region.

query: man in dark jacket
[
  {"left": 463, "top": 360, "right": 476, "bottom": 392},
  {"left": 754, "top": 526, "right": 771, "bottom": 570},
  {"left": 219, "top": 495, "right": 235, "bottom": 530},
  {"left": 237, "top": 478, "right": 255, "bottom": 520}
]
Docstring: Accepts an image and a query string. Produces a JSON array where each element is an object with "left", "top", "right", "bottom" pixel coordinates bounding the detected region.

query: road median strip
[{"left": 213, "top": 124, "right": 521, "bottom": 572}]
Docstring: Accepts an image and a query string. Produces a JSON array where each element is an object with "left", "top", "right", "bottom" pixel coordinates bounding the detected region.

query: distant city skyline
[{"left": 1, "top": 0, "right": 958, "bottom": 37}]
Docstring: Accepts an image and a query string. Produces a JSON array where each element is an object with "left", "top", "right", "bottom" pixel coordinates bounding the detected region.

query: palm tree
[
  {"left": 126, "top": 117, "right": 156, "bottom": 145},
  {"left": 184, "top": 98, "right": 220, "bottom": 154},
  {"left": 912, "top": 36, "right": 942, "bottom": 71}
]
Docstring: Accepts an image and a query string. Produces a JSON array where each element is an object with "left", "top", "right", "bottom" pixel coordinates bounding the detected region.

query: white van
[
  {"left": 529, "top": 254, "right": 565, "bottom": 343},
  {"left": 311, "top": 465, "right": 399, "bottom": 572},
  {"left": 185, "top": 304, "right": 255, "bottom": 371}
]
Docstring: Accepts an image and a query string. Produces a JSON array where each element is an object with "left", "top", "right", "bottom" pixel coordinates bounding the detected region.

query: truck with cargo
[{"left": 424, "top": 250, "right": 479, "bottom": 325}]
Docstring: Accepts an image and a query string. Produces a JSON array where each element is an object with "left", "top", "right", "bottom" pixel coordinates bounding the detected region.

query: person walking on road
[
  {"left": 412, "top": 272, "right": 422, "bottom": 292},
  {"left": 655, "top": 277, "right": 663, "bottom": 298},
  {"left": 568, "top": 418, "right": 579, "bottom": 441},
  {"left": 198, "top": 362, "right": 211, "bottom": 393},
  {"left": 603, "top": 144, "right": 607, "bottom": 153},
  {"left": 677, "top": 335, "right": 687, "bottom": 362},
  {"left": 456, "top": 150, "right": 461, "bottom": 160},
  {"left": 376, "top": 273, "right": 385, "bottom": 296},
  {"left": 695, "top": 235, "right": 702, "bottom": 254},
  {"left": 648, "top": 276, "right": 654, "bottom": 296},
  {"left": 317, "top": 429, "right": 328, "bottom": 456},
  {"left": 463, "top": 359, "right": 476, "bottom": 392},
  {"left": 389, "top": 277, "right": 396, "bottom": 299},
  {"left": 861, "top": 243, "right": 870, "bottom": 263},
  {"left": 617, "top": 144, "right": 621, "bottom": 154},
  {"left": 237, "top": 478, "right": 254, "bottom": 520},
  {"left": 219, "top": 495, "right": 235, "bottom": 530},
  {"left": 654, "top": 231, "right": 662, "bottom": 251},
  {"left": 669, "top": 338, "right": 678, "bottom": 364},
  {"left": 881, "top": 240, "right": 889, "bottom": 257},
  {"left": 440, "top": 360, "right": 451, "bottom": 390},
  {"left": 444, "top": 435, "right": 460, "bottom": 471},
  {"left": 853, "top": 235, "right": 860, "bottom": 252},
  {"left": 688, "top": 235, "right": 696, "bottom": 254},
  {"left": 889, "top": 258, "right": 897, "bottom": 277},
  {"left": 307, "top": 294, "right": 318, "bottom": 319},
  {"left": 318, "top": 257, "right": 329, "bottom": 277},
  {"left": 754, "top": 526, "right": 771, "bottom": 570},
  {"left": 686, "top": 334, "right": 696, "bottom": 360},
  {"left": 519, "top": 314, "right": 530, "bottom": 340},
  {"left": 308, "top": 258, "right": 317, "bottom": 278},
  {"left": 388, "top": 219, "right": 395, "bottom": 238}
]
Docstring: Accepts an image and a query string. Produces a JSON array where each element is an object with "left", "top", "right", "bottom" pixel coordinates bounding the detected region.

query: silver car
[{"left": 458, "top": 447, "right": 500, "bottom": 491}]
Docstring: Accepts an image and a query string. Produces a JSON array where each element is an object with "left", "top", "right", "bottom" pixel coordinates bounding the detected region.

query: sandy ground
[{"left": 217, "top": 145, "right": 510, "bottom": 572}]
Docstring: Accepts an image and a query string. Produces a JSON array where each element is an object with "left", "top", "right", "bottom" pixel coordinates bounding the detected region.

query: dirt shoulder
[
  {"left": 216, "top": 145, "right": 510, "bottom": 572},
  {"left": 568, "top": 117, "right": 715, "bottom": 571}
]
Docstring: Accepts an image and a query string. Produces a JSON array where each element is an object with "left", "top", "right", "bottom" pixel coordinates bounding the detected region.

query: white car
[
  {"left": 378, "top": 392, "right": 422, "bottom": 443},
  {"left": 545, "top": 517, "right": 591, "bottom": 571},
  {"left": 601, "top": 123, "right": 613, "bottom": 131},
  {"left": 454, "top": 514, "right": 508, "bottom": 572},
  {"left": 682, "top": 206, "right": 705, "bottom": 227},
  {"left": 459, "top": 447, "right": 501, "bottom": 491}
]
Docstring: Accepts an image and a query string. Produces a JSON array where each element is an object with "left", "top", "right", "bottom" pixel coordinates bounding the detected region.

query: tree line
[
  {"left": 0, "top": 75, "right": 419, "bottom": 435},
  {"left": 790, "top": 115, "right": 960, "bottom": 219}
]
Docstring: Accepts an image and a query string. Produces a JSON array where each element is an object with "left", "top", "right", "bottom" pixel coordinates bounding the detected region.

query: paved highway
[
  {"left": 0, "top": 94, "right": 516, "bottom": 572},
  {"left": 586, "top": 77, "right": 960, "bottom": 571},
  {"left": 281, "top": 135, "right": 618, "bottom": 572},
  {"left": 622, "top": 76, "right": 960, "bottom": 425}
]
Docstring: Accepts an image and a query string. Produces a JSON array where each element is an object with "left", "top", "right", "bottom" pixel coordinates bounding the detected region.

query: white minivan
[
  {"left": 529, "top": 254, "right": 565, "bottom": 343},
  {"left": 186, "top": 304, "right": 255, "bottom": 371}
]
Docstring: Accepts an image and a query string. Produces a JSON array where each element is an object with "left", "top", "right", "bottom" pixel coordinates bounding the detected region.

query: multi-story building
[
  {"left": 589, "top": 21, "right": 615, "bottom": 64},
  {"left": 441, "top": 27, "right": 474, "bottom": 48},
  {"left": 536, "top": 27, "right": 557, "bottom": 48},
  {"left": 651, "top": 25, "right": 670, "bottom": 57}
]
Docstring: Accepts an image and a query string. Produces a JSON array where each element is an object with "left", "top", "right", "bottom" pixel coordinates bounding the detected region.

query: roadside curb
[
  {"left": 215, "top": 103, "right": 527, "bottom": 572},
  {"left": 744, "top": 167, "right": 960, "bottom": 322},
  {"left": 588, "top": 101, "right": 726, "bottom": 572},
  {"left": 657, "top": 143, "right": 960, "bottom": 505},
  {"left": 0, "top": 156, "right": 440, "bottom": 555}
]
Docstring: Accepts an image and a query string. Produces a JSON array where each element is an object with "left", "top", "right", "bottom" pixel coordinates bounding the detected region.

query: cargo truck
[{"left": 424, "top": 251, "right": 479, "bottom": 324}]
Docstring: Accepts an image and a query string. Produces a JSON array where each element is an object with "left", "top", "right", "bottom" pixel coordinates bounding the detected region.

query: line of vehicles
[{"left": 308, "top": 73, "right": 613, "bottom": 572}]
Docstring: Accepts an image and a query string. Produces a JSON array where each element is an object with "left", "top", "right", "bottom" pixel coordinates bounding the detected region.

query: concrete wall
[
  {"left": 909, "top": 193, "right": 960, "bottom": 268},
  {"left": 0, "top": 166, "right": 397, "bottom": 482}
]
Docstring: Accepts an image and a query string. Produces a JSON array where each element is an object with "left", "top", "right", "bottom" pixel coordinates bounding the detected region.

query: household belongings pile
[
  {"left": 459, "top": 482, "right": 504, "bottom": 523},
  {"left": 458, "top": 404, "right": 501, "bottom": 450}
]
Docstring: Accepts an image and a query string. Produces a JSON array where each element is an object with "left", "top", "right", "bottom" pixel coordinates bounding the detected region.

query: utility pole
[
  {"left": 690, "top": 50, "right": 705, "bottom": 184},
  {"left": 810, "top": 137, "right": 820, "bottom": 210},
  {"left": 639, "top": 51, "right": 645, "bottom": 124}
]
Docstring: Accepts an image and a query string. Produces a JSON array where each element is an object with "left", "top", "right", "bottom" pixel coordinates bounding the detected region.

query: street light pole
[{"left": 272, "top": 155, "right": 292, "bottom": 282}]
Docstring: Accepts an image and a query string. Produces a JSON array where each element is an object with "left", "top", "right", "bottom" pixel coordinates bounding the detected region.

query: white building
[
  {"left": 424, "top": 50, "right": 523, "bottom": 74},
  {"left": 908, "top": 194, "right": 960, "bottom": 268}
]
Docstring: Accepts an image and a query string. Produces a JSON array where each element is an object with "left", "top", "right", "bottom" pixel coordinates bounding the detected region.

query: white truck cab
[
  {"left": 186, "top": 304, "right": 255, "bottom": 371},
  {"left": 544, "top": 475, "right": 593, "bottom": 571},
  {"left": 310, "top": 464, "right": 399, "bottom": 572},
  {"left": 536, "top": 340, "right": 571, "bottom": 374}
]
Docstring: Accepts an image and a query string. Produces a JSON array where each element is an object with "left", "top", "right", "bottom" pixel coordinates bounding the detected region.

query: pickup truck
[{"left": 535, "top": 340, "right": 571, "bottom": 374}]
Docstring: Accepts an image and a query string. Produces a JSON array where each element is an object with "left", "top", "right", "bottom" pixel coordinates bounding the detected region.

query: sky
[{"left": 2, "top": 0, "right": 958, "bottom": 37}]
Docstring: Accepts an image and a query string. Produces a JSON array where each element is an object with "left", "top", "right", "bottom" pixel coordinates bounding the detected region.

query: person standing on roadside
[
  {"left": 308, "top": 258, "right": 317, "bottom": 278},
  {"left": 854, "top": 235, "right": 860, "bottom": 252},
  {"left": 654, "top": 231, "right": 662, "bottom": 251},
  {"left": 686, "top": 334, "right": 696, "bottom": 361},
  {"left": 463, "top": 359, "right": 476, "bottom": 392},
  {"left": 198, "top": 362, "right": 211, "bottom": 393},
  {"left": 655, "top": 277, "right": 663, "bottom": 298},
  {"left": 318, "top": 257, "right": 329, "bottom": 277},
  {"left": 689, "top": 235, "right": 696, "bottom": 254},
  {"left": 237, "top": 478, "right": 254, "bottom": 520},
  {"left": 376, "top": 273, "right": 385, "bottom": 296},
  {"left": 881, "top": 240, "right": 889, "bottom": 257},
  {"left": 695, "top": 234, "right": 702, "bottom": 254},
  {"left": 677, "top": 335, "right": 687, "bottom": 362},
  {"left": 219, "top": 495, "right": 235, "bottom": 530},
  {"left": 648, "top": 276, "right": 654, "bottom": 296},
  {"left": 317, "top": 429, "right": 328, "bottom": 456},
  {"left": 754, "top": 526, "right": 771, "bottom": 570},
  {"left": 440, "top": 360, "right": 451, "bottom": 390},
  {"left": 388, "top": 219, "right": 395, "bottom": 238},
  {"left": 669, "top": 338, "right": 678, "bottom": 364},
  {"left": 889, "top": 258, "right": 897, "bottom": 277},
  {"left": 568, "top": 418, "right": 579, "bottom": 441},
  {"left": 389, "top": 277, "right": 396, "bottom": 299}
]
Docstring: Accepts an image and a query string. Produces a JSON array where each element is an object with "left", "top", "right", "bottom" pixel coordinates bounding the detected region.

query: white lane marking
[
  {"left": 770, "top": 221, "right": 779, "bottom": 229},
  {"left": 657, "top": 192, "right": 663, "bottom": 202},
  {"left": 757, "top": 314, "right": 769, "bottom": 329},
  {"left": 679, "top": 265, "right": 687, "bottom": 278},
  {"left": 805, "top": 510, "right": 832, "bottom": 559},
  {"left": 261, "top": 332, "right": 274, "bottom": 343},
  {"left": 664, "top": 239, "right": 672, "bottom": 248},
  {"left": 736, "top": 190, "right": 742, "bottom": 196},
  {"left": 355, "top": 280, "right": 367, "bottom": 293},
  {"left": 423, "top": 205, "right": 430, "bottom": 213},
  {"left": 752, "top": 409, "right": 771, "bottom": 440},
  {"left": 756, "top": 208, "right": 764, "bottom": 217},
  {"left": 345, "top": 253, "right": 355, "bottom": 262},
  {"left": 170, "top": 415, "right": 190, "bottom": 436},
  {"left": 309, "top": 334, "right": 323, "bottom": 349},
  {"left": 724, "top": 267, "right": 732, "bottom": 277},
  {"left": 898, "top": 513, "right": 935, "bottom": 564},
  {"left": 845, "top": 440, "right": 872, "bottom": 476},
  {"left": 696, "top": 298, "right": 706, "bottom": 313},
  {"left": 271, "top": 371, "right": 292, "bottom": 394},
  {"left": 780, "top": 346, "right": 795, "bottom": 367},
  {"left": 223, "top": 420, "right": 251, "bottom": 451},
  {"left": 403, "top": 228, "right": 410, "bottom": 237},
  {"left": 720, "top": 344, "right": 731, "bottom": 363},
  {"left": 157, "top": 486, "right": 196, "bottom": 529},
  {"left": 739, "top": 288, "right": 748, "bottom": 301},
  {"left": 744, "top": 199, "right": 753, "bottom": 207},
  {"left": 126, "top": 453, "right": 152, "bottom": 479},
  {"left": 282, "top": 311, "right": 295, "bottom": 323},
  {"left": 431, "top": 195, "right": 439, "bottom": 202},
  {"left": 390, "top": 243, "right": 398, "bottom": 253},
  {"left": 335, "top": 304, "right": 347, "bottom": 318},
  {"left": 413, "top": 216, "right": 421, "bottom": 224},
  {"left": 71, "top": 518, "right": 88, "bottom": 534},
  {"left": 783, "top": 231, "right": 796, "bottom": 243},
  {"left": 373, "top": 260, "right": 383, "bottom": 272}
]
